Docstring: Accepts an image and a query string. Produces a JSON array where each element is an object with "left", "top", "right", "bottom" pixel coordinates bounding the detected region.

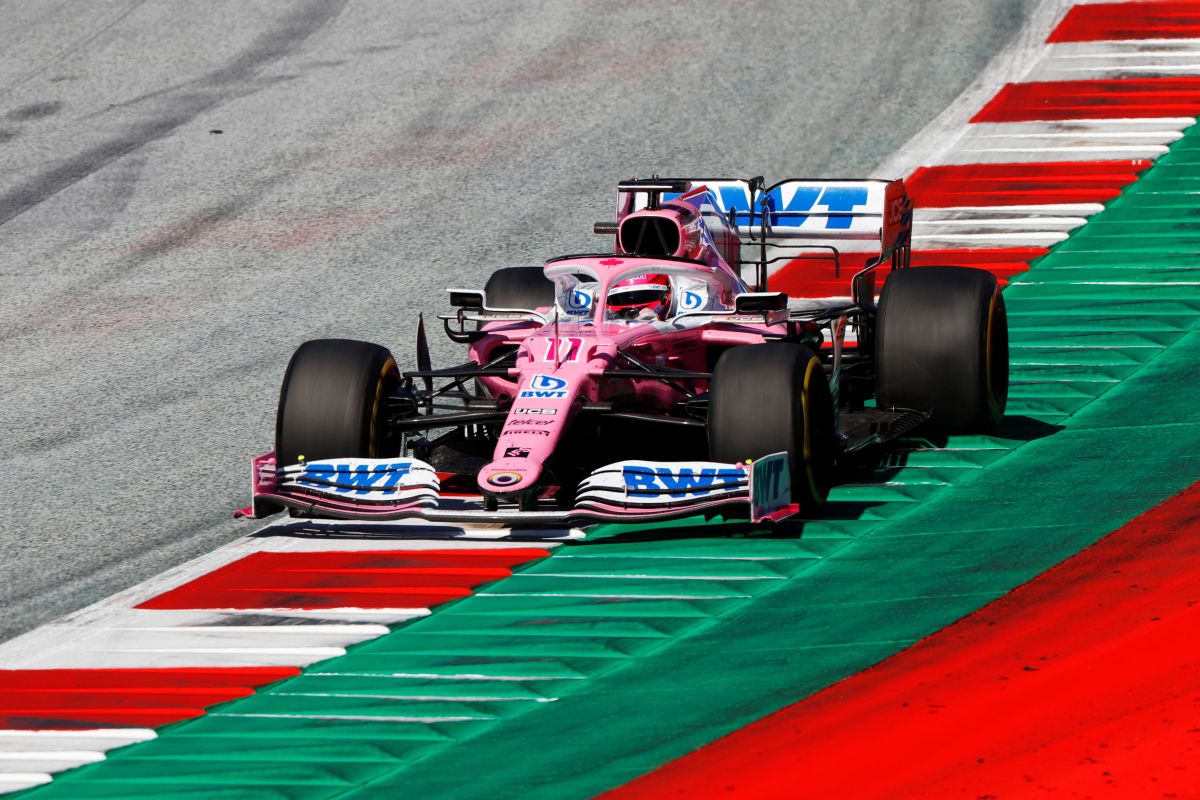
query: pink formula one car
[{"left": 239, "top": 177, "right": 1008, "bottom": 525}]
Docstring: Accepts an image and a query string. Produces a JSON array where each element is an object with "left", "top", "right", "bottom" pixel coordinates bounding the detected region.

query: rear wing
[{"left": 619, "top": 177, "right": 913, "bottom": 301}]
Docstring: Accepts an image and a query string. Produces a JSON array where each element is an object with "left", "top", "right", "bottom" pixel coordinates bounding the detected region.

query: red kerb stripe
[
  {"left": 137, "top": 549, "right": 552, "bottom": 610},
  {"left": 972, "top": 78, "right": 1200, "bottom": 122},
  {"left": 0, "top": 667, "right": 297, "bottom": 730},
  {"left": 907, "top": 161, "right": 1150, "bottom": 208},
  {"left": 1048, "top": 1, "right": 1200, "bottom": 42}
]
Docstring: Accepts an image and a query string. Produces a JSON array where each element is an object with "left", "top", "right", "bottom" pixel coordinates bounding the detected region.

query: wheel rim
[
  {"left": 368, "top": 357, "right": 399, "bottom": 458},
  {"left": 800, "top": 355, "right": 829, "bottom": 505},
  {"left": 984, "top": 290, "right": 1009, "bottom": 423}
]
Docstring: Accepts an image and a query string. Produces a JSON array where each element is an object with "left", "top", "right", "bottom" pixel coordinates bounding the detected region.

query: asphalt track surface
[{"left": 0, "top": 0, "right": 1038, "bottom": 643}]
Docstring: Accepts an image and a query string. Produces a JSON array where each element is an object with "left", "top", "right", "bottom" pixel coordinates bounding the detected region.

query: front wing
[{"left": 235, "top": 453, "right": 800, "bottom": 525}]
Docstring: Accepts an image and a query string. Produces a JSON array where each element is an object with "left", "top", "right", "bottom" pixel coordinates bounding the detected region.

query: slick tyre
[
  {"left": 708, "top": 344, "right": 838, "bottom": 510},
  {"left": 484, "top": 266, "right": 555, "bottom": 310},
  {"left": 876, "top": 266, "right": 1008, "bottom": 432},
  {"left": 275, "top": 338, "right": 400, "bottom": 467}
]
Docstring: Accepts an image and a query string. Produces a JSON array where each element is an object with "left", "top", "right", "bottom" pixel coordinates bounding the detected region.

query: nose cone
[
  {"left": 478, "top": 370, "right": 581, "bottom": 499},
  {"left": 478, "top": 458, "right": 543, "bottom": 496}
]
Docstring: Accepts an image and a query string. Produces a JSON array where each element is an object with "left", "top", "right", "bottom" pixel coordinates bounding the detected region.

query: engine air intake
[{"left": 619, "top": 215, "right": 682, "bottom": 257}]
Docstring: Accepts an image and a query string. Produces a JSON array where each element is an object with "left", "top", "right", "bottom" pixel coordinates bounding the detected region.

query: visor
[{"left": 608, "top": 284, "right": 670, "bottom": 308}]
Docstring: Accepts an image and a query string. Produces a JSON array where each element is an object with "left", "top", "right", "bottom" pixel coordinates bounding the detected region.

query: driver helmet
[{"left": 608, "top": 273, "right": 672, "bottom": 320}]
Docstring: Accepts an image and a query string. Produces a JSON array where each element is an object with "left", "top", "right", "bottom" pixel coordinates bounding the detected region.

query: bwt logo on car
[
  {"left": 622, "top": 465, "right": 744, "bottom": 496},
  {"left": 297, "top": 461, "right": 413, "bottom": 495},
  {"left": 566, "top": 288, "right": 592, "bottom": 313},
  {"left": 758, "top": 457, "right": 786, "bottom": 499},
  {"left": 766, "top": 185, "right": 869, "bottom": 230},
  {"left": 519, "top": 374, "right": 569, "bottom": 398}
]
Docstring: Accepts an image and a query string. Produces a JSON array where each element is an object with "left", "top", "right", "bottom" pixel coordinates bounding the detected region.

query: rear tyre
[
  {"left": 876, "top": 266, "right": 1008, "bottom": 432},
  {"left": 275, "top": 338, "right": 400, "bottom": 467},
  {"left": 484, "top": 266, "right": 555, "bottom": 310},
  {"left": 708, "top": 344, "right": 838, "bottom": 510}
]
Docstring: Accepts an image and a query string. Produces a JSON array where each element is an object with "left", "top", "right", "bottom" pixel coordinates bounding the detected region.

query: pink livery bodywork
[
  {"left": 472, "top": 255, "right": 769, "bottom": 499},
  {"left": 240, "top": 177, "right": 915, "bottom": 525}
]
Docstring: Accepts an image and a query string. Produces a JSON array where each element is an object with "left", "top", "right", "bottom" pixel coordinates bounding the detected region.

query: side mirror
[
  {"left": 449, "top": 289, "right": 485, "bottom": 309},
  {"left": 734, "top": 292, "right": 788, "bottom": 313}
]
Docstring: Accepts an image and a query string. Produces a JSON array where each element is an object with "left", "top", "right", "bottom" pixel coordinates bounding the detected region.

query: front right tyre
[{"left": 708, "top": 343, "right": 838, "bottom": 511}]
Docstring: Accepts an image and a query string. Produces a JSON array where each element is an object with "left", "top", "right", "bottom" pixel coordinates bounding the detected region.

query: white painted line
[
  {"left": 952, "top": 144, "right": 1170, "bottom": 155},
  {"left": 967, "top": 120, "right": 1194, "bottom": 135},
  {"left": 1048, "top": 39, "right": 1200, "bottom": 54},
  {"left": 0, "top": 775, "right": 52, "bottom": 792},
  {"left": 10, "top": 649, "right": 343, "bottom": 669},
  {"left": 14, "top": 625, "right": 387, "bottom": 666},
  {"left": 110, "top": 625, "right": 392, "bottom": 636},
  {"left": 1009, "top": 116, "right": 1199, "bottom": 126},
  {"left": 916, "top": 216, "right": 1088, "bottom": 229},
  {"left": 964, "top": 130, "right": 1183, "bottom": 141},
  {"left": 0, "top": 752, "right": 105, "bottom": 762},
  {"left": 936, "top": 143, "right": 1173, "bottom": 163},
  {"left": 0, "top": 729, "right": 156, "bottom": 746},
  {"left": 911, "top": 232, "right": 1070, "bottom": 245},
  {"left": 0, "top": 753, "right": 105, "bottom": 774},
  {"left": 1039, "top": 65, "right": 1200, "bottom": 78},
  {"left": 914, "top": 204, "right": 1104, "bottom": 218}
]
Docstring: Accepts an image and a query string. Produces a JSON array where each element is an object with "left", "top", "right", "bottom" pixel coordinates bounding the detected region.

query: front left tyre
[{"left": 275, "top": 338, "right": 400, "bottom": 466}]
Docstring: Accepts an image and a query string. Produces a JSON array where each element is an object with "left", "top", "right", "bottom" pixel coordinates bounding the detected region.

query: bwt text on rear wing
[{"left": 620, "top": 177, "right": 913, "bottom": 301}]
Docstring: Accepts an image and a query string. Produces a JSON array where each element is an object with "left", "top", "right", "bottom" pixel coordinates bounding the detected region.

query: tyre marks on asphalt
[{"left": 0, "top": 0, "right": 348, "bottom": 228}]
